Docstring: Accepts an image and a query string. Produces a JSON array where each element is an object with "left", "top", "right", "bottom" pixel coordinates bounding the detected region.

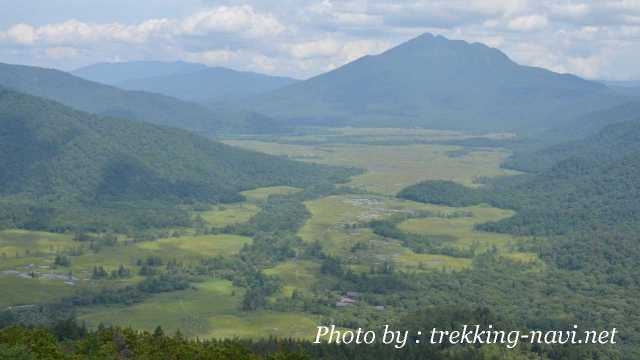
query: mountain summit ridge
[{"left": 246, "top": 32, "right": 618, "bottom": 131}]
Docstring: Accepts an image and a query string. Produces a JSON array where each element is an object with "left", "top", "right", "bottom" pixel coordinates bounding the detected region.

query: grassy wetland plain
[{"left": 1, "top": 127, "right": 537, "bottom": 339}]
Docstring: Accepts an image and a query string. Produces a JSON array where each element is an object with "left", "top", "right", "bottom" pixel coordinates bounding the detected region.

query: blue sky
[{"left": 1, "top": 0, "right": 639, "bottom": 80}]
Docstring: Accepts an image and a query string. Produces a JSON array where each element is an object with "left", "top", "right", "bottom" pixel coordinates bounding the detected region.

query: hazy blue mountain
[
  {"left": 72, "top": 61, "right": 208, "bottom": 85},
  {"left": 600, "top": 80, "right": 640, "bottom": 98},
  {"left": 248, "top": 33, "right": 623, "bottom": 132},
  {"left": 601, "top": 80, "right": 640, "bottom": 88},
  {"left": 117, "top": 67, "right": 298, "bottom": 103},
  {"left": 549, "top": 101, "right": 640, "bottom": 140},
  {"left": 0, "top": 62, "right": 224, "bottom": 134}
]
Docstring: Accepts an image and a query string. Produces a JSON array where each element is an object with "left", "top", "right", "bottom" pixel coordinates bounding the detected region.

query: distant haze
[{"left": 73, "top": 62, "right": 299, "bottom": 103}]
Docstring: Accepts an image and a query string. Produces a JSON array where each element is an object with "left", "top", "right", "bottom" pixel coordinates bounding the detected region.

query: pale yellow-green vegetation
[
  {"left": 297, "top": 195, "right": 476, "bottom": 271},
  {"left": 394, "top": 252, "right": 472, "bottom": 272},
  {"left": 0, "top": 276, "right": 74, "bottom": 308},
  {"left": 398, "top": 205, "right": 537, "bottom": 262},
  {"left": 332, "top": 127, "right": 514, "bottom": 140},
  {"left": 67, "top": 234, "right": 251, "bottom": 279},
  {"left": 197, "top": 204, "right": 259, "bottom": 227},
  {"left": 0, "top": 255, "right": 55, "bottom": 272},
  {"left": 241, "top": 186, "right": 301, "bottom": 202},
  {"left": 194, "top": 186, "right": 301, "bottom": 227},
  {"left": 342, "top": 145, "right": 516, "bottom": 194},
  {"left": 79, "top": 279, "right": 318, "bottom": 339},
  {"left": 2, "top": 129, "right": 534, "bottom": 339},
  {"left": 264, "top": 260, "right": 321, "bottom": 297},
  {"left": 70, "top": 243, "right": 147, "bottom": 272},
  {"left": 92, "top": 234, "right": 246, "bottom": 282},
  {"left": 0, "top": 230, "right": 74, "bottom": 259},
  {"left": 136, "top": 234, "right": 251, "bottom": 260},
  {"left": 297, "top": 194, "right": 537, "bottom": 273},
  {"left": 224, "top": 140, "right": 518, "bottom": 195},
  {"left": 248, "top": 127, "right": 514, "bottom": 146},
  {"left": 0, "top": 230, "right": 93, "bottom": 299}
]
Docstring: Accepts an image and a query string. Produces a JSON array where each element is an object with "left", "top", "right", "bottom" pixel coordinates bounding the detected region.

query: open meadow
[{"left": 0, "top": 128, "right": 536, "bottom": 338}]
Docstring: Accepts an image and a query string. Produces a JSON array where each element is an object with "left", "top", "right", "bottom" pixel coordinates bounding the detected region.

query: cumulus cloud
[
  {"left": 0, "top": 6, "right": 284, "bottom": 46},
  {"left": 179, "top": 5, "right": 284, "bottom": 37},
  {"left": 508, "top": 15, "right": 549, "bottom": 31},
  {"left": 550, "top": 2, "right": 591, "bottom": 20},
  {"left": 185, "top": 49, "right": 239, "bottom": 65},
  {"left": 0, "top": 0, "right": 639, "bottom": 79},
  {"left": 5, "top": 24, "right": 38, "bottom": 45}
]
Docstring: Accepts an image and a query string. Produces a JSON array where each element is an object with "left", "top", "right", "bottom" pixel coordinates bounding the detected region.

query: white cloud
[
  {"left": 179, "top": 5, "right": 284, "bottom": 37},
  {"left": 550, "top": 2, "right": 591, "bottom": 20},
  {"left": 508, "top": 15, "right": 549, "bottom": 31},
  {"left": 288, "top": 38, "right": 341, "bottom": 59},
  {"left": 0, "top": 0, "right": 639, "bottom": 79},
  {"left": 0, "top": 5, "right": 283, "bottom": 48},
  {"left": 565, "top": 55, "right": 602, "bottom": 78},
  {"left": 5, "top": 23, "right": 37, "bottom": 44},
  {"left": 287, "top": 37, "right": 389, "bottom": 67},
  {"left": 184, "top": 49, "right": 239, "bottom": 65}
]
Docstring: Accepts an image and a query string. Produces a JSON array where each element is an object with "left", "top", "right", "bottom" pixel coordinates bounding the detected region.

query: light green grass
[
  {"left": 241, "top": 186, "right": 301, "bottom": 202},
  {"left": 0, "top": 275, "right": 75, "bottom": 308},
  {"left": 67, "top": 234, "right": 251, "bottom": 282},
  {"left": 297, "top": 195, "right": 475, "bottom": 271},
  {"left": 264, "top": 260, "right": 321, "bottom": 296},
  {"left": 394, "top": 251, "right": 472, "bottom": 271},
  {"left": 332, "top": 127, "right": 514, "bottom": 140},
  {"left": 194, "top": 186, "right": 301, "bottom": 227},
  {"left": 197, "top": 204, "right": 259, "bottom": 227},
  {"left": 398, "top": 205, "right": 537, "bottom": 261},
  {"left": 79, "top": 279, "right": 318, "bottom": 339},
  {"left": 136, "top": 234, "right": 251, "bottom": 259},
  {"left": 297, "top": 195, "right": 536, "bottom": 272},
  {"left": 234, "top": 127, "right": 515, "bottom": 147},
  {"left": 224, "top": 140, "right": 518, "bottom": 195},
  {"left": 2, "top": 129, "right": 533, "bottom": 338},
  {"left": 0, "top": 230, "right": 74, "bottom": 259}
]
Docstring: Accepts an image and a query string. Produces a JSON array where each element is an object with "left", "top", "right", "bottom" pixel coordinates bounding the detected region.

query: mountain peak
[
  {"left": 249, "top": 33, "right": 618, "bottom": 131},
  {"left": 382, "top": 33, "right": 513, "bottom": 67}
]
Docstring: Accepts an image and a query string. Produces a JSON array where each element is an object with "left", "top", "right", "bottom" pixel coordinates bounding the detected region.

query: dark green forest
[
  {"left": 0, "top": 88, "right": 358, "bottom": 232},
  {"left": 505, "top": 113, "right": 640, "bottom": 172},
  {"left": 395, "top": 118, "right": 640, "bottom": 358},
  {"left": 0, "top": 305, "right": 615, "bottom": 359},
  {"left": 400, "top": 117, "right": 640, "bottom": 236}
]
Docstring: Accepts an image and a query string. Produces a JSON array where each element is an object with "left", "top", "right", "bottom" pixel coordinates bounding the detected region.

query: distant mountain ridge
[
  {"left": 73, "top": 61, "right": 298, "bottom": 104},
  {"left": 247, "top": 33, "right": 623, "bottom": 132},
  {"left": 117, "top": 67, "right": 298, "bottom": 103},
  {"left": 0, "top": 62, "right": 222, "bottom": 134},
  {"left": 72, "top": 61, "right": 209, "bottom": 85}
]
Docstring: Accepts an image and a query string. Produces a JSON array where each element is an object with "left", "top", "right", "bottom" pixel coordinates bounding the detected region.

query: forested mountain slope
[
  {"left": 0, "top": 63, "right": 222, "bottom": 134},
  {"left": 400, "top": 118, "right": 640, "bottom": 235},
  {"left": 248, "top": 33, "right": 622, "bottom": 131},
  {"left": 505, "top": 108, "right": 640, "bottom": 172},
  {"left": 0, "top": 88, "right": 357, "bottom": 230}
]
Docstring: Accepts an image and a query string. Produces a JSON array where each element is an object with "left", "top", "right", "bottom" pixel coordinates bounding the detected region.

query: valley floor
[{"left": 0, "top": 127, "right": 537, "bottom": 339}]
